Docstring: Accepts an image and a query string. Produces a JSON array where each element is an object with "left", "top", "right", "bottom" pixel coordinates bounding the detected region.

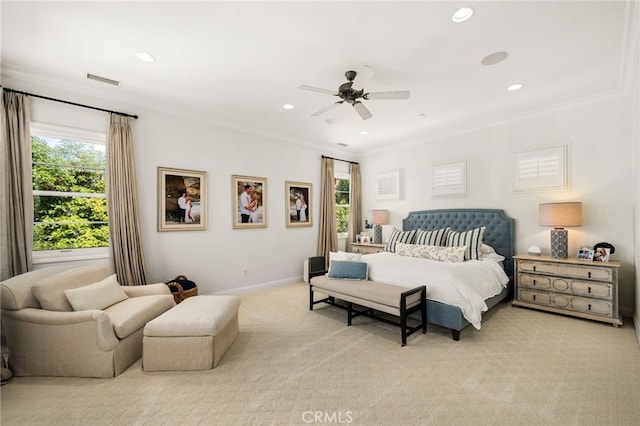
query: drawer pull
[
  {"left": 533, "top": 280, "right": 536, "bottom": 286},
  {"left": 588, "top": 304, "right": 592, "bottom": 311},
  {"left": 533, "top": 266, "right": 536, "bottom": 272},
  {"left": 533, "top": 295, "right": 536, "bottom": 301},
  {"left": 588, "top": 287, "right": 591, "bottom": 294},
  {"left": 588, "top": 272, "right": 592, "bottom": 278}
]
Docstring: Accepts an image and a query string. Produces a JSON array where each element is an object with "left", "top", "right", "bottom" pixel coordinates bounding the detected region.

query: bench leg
[
  {"left": 309, "top": 286, "right": 314, "bottom": 311},
  {"left": 347, "top": 302, "right": 353, "bottom": 326}
]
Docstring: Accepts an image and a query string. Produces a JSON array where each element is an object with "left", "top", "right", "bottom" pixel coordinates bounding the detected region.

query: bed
[{"left": 370, "top": 208, "right": 515, "bottom": 340}]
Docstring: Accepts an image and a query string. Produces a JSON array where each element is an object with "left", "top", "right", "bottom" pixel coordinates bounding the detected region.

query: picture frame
[
  {"left": 232, "top": 175, "right": 267, "bottom": 229},
  {"left": 285, "top": 181, "right": 312, "bottom": 228},
  {"left": 375, "top": 170, "right": 401, "bottom": 200},
  {"left": 157, "top": 167, "right": 207, "bottom": 231},
  {"left": 577, "top": 248, "right": 594, "bottom": 261},
  {"left": 361, "top": 235, "right": 371, "bottom": 244},
  {"left": 593, "top": 247, "right": 610, "bottom": 262}
]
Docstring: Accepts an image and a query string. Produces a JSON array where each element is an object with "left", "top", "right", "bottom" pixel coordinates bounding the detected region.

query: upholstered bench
[
  {"left": 142, "top": 295, "right": 240, "bottom": 371},
  {"left": 309, "top": 274, "right": 427, "bottom": 346}
]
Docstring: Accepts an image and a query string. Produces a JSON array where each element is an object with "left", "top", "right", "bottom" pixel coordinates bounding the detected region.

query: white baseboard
[{"left": 208, "top": 276, "right": 302, "bottom": 296}]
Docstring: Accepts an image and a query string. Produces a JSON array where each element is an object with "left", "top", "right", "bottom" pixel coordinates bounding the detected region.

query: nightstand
[
  {"left": 350, "top": 243, "right": 386, "bottom": 254},
  {"left": 512, "top": 254, "right": 622, "bottom": 327}
]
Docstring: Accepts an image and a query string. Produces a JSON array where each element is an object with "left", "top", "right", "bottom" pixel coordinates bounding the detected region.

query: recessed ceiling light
[
  {"left": 136, "top": 52, "right": 155, "bottom": 63},
  {"left": 452, "top": 7, "right": 474, "bottom": 23},
  {"left": 507, "top": 83, "right": 523, "bottom": 92},
  {"left": 481, "top": 51, "right": 509, "bottom": 66},
  {"left": 360, "top": 131, "right": 369, "bottom": 135},
  {"left": 283, "top": 104, "right": 294, "bottom": 110}
]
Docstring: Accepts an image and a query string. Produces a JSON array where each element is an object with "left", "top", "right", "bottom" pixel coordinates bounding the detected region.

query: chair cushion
[
  {"left": 64, "top": 274, "right": 129, "bottom": 311},
  {"left": 103, "top": 294, "right": 175, "bottom": 339},
  {"left": 32, "top": 262, "right": 112, "bottom": 311}
]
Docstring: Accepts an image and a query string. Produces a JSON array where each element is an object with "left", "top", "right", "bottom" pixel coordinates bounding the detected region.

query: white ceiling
[{"left": 1, "top": 1, "right": 635, "bottom": 153}]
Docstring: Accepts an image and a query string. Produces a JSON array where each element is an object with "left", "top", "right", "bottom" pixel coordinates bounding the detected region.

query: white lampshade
[
  {"left": 369, "top": 209, "right": 389, "bottom": 225},
  {"left": 539, "top": 202, "right": 582, "bottom": 228}
]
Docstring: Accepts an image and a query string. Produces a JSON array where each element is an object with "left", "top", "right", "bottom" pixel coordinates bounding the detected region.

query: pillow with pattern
[
  {"left": 415, "top": 228, "right": 452, "bottom": 246},
  {"left": 384, "top": 228, "right": 417, "bottom": 253},
  {"left": 446, "top": 227, "right": 485, "bottom": 260},
  {"left": 396, "top": 243, "right": 466, "bottom": 263}
]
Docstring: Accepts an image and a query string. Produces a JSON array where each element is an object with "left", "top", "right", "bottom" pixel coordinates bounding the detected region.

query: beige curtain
[
  {"left": 1, "top": 91, "right": 33, "bottom": 279},
  {"left": 317, "top": 157, "right": 337, "bottom": 265},
  {"left": 106, "top": 114, "right": 147, "bottom": 286},
  {"left": 347, "top": 163, "right": 362, "bottom": 251}
]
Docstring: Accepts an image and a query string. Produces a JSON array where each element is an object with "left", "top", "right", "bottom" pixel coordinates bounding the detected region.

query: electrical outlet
[{"left": 243, "top": 269, "right": 248, "bottom": 277}]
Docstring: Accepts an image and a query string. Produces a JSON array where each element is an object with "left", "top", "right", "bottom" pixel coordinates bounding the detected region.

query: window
[
  {"left": 513, "top": 145, "right": 568, "bottom": 192},
  {"left": 431, "top": 160, "right": 468, "bottom": 198},
  {"left": 335, "top": 175, "right": 350, "bottom": 235},
  {"left": 31, "top": 122, "right": 108, "bottom": 262}
]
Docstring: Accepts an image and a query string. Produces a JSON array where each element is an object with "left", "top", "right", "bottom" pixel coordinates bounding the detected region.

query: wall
[
  {"left": 15, "top": 81, "right": 337, "bottom": 295},
  {"left": 359, "top": 94, "right": 636, "bottom": 315}
]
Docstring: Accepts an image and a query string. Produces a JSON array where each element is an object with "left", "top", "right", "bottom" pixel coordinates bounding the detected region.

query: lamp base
[
  {"left": 550, "top": 228, "right": 568, "bottom": 258},
  {"left": 373, "top": 225, "right": 383, "bottom": 244}
]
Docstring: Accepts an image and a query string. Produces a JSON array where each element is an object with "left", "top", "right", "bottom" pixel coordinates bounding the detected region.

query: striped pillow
[
  {"left": 384, "top": 228, "right": 417, "bottom": 253},
  {"left": 415, "top": 228, "right": 451, "bottom": 246},
  {"left": 446, "top": 227, "right": 485, "bottom": 260}
]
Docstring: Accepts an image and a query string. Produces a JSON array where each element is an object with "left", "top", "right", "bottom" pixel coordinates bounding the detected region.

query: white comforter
[{"left": 363, "top": 252, "right": 509, "bottom": 330}]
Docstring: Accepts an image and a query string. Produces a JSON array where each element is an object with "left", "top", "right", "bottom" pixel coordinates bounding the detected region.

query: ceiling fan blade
[
  {"left": 352, "top": 101, "right": 372, "bottom": 120},
  {"left": 365, "top": 91, "right": 410, "bottom": 100},
  {"left": 311, "top": 102, "right": 342, "bottom": 117},
  {"left": 298, "top": 85, "right": 337, "bottom": 96}
]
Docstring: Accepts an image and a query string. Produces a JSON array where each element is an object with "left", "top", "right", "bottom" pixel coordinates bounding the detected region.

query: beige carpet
[{"left": 2, "top": 282, "right": 639, "bottom": 426}]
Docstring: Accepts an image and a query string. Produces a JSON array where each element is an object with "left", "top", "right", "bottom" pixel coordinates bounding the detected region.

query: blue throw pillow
[{"left": 327, "top": 261, "right": 368, "bottom": 280}]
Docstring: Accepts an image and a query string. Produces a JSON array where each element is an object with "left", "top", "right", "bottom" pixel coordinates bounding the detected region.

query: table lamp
[
  {"left": 369, "top": 209, "right": 389, "bottom": 244},
  {"left": 539, "top": 202, "right": 582, "bottom": 258}
]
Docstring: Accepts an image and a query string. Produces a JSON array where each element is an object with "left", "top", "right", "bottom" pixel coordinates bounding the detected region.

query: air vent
[
  {"left": 337, "top": 142, "right": 349, "bottom": 147},
  {"left": 86, "top": 73, "right": 121, "bottom": 87}
]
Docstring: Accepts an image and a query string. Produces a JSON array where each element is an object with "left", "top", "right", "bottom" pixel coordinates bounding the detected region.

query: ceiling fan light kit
[{"left": 299, "top": 70, "right": 410, "bottom": 120}]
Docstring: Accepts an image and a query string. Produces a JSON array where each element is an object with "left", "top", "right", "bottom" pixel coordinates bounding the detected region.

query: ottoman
[{"left": 142, "top": 295, "right": 240, "bottom": 371}]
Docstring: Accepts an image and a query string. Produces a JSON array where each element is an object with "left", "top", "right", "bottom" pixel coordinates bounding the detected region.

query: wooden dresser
[
  {"left": 512, "top": 254, "right": 622, "bottom": 327},
  {"left": 350, "top": 243, "right": 386, "bottom": 254}
]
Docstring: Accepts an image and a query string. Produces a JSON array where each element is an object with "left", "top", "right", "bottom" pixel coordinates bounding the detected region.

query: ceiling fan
[{"left": 298, "top": 70, "right": 410, "bottom": 120}]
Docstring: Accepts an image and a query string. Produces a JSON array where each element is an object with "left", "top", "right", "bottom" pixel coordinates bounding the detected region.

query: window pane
[
  {"left": 33, "top": 222, "right": 109, "bottom": 251},
  {"left": 336, "top": 206, "right": 350, "bottom": 233},
  {"left": 33, "top": 195, "right": 108, "bottom": 223},
  {"left": 33, "top": 164, "right": 106, "bottom": 193},
  {"left": 31, "top": 130, "right": 108, "bottom": 252}
]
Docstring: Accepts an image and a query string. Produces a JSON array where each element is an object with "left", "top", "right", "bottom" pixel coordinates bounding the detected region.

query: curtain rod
[
  {"left": 322, "top": 155, "right": 359, "bottom": 165},
  {"left": 2, "top": 87, "right": 139, "bottom": 120}
]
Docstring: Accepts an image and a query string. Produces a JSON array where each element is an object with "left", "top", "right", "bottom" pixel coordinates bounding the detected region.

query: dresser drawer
[
  {"left": 570, "top": 297, "right": 612, "bottom": 317},
  {"left": 518, "top": 289, "right": 551, "bottom": 306},
  {"left": 518, "top": 260, "right": 613, "bottom": 282},
  {"left": 518, "top": 273, "right": 551, "bottom": 290},
  {"left": 571, "top": 281, "right": 612, "bottom": 299}
]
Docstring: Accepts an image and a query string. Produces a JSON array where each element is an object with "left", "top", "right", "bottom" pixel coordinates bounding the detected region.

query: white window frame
[
  {"left": 513, "top": 144, "right": 568, "bottom": 192},
  {"left": 30, "top": 122, "right": 109, "bottom": 264},
  {"left": 431, "top": 160, "right": 468, "bottom": 198}
]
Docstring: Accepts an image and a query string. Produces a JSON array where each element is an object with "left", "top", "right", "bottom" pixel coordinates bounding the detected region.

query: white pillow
[
  {"left": 396, "top": 243, "right": 466, "bottom": 263},
  {"left": 64, "top": 274, "right": 129, "bottom": 311},
  {"left": 481, "top": 244, "right": 506, "bottom": 262},
  {"left": 329, "top": 251, "right": 363, "bottom": 262}
]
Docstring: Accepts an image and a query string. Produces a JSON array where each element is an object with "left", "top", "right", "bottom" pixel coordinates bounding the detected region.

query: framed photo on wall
[
  {"left": 285, "top": 181, "right": 312, "bottom": 228},
  {"left": 232, "top": 175, "right": 267, "bottom": 229},
  {"left": 158, "top": 167, "right": 207, "bottom": 231}
]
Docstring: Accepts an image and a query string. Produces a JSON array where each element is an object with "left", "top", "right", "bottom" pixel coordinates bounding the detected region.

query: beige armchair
[{"left": 1, "top": 261, "right": 175, "bottom": 378}]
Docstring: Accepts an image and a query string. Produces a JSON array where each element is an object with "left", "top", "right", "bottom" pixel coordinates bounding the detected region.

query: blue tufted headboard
[{"left": 402, "top": 209, "right": 515, "bottom": 278}]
